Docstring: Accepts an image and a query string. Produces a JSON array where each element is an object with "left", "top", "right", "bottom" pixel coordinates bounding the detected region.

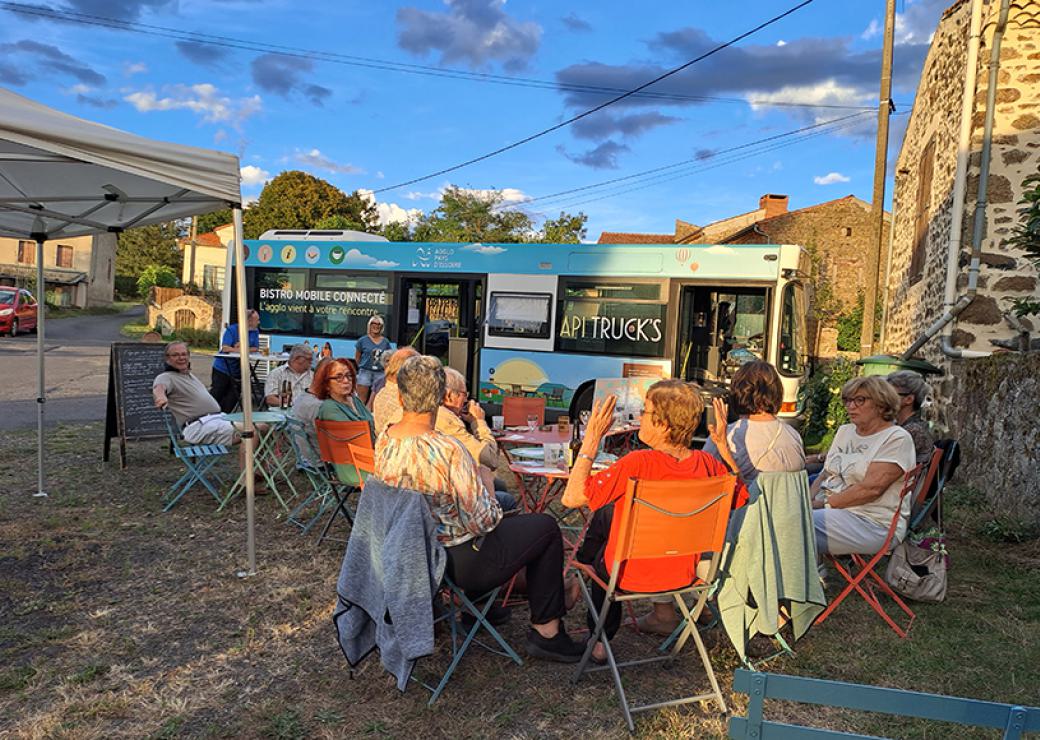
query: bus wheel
[{"left": 568, "top": 380, "right": 595, "bottom": 421}]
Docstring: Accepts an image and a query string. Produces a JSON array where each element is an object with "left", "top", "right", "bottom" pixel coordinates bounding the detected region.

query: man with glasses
[{"left": 153, "top": 342, "right": 238, "bottom": 447}]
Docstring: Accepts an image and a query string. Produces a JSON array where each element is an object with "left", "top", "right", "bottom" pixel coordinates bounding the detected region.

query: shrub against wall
[{"left": 803, "top": 357, "right": 856, "bottom": 449}]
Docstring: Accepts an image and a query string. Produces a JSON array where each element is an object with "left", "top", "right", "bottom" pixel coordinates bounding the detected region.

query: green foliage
[
  {"left": 243, "top": 171, "right": 377, "bottom": 238},
  {"left": 1007, "top": 297, "right": 1040, "bottom": 318},
  {"left": 540, "top": 211, "right": 588, "bottom": 243},
  {"left": 413, "top": 186, "right": 534, "bottom": 243},
  {"left": 313, "top": 213, "right": 368, "bottom": 232},
  {"left": 981, "top": 515, "right": 1040, "bottom": 544},
  {"left": 378, "top": 220, "right": 413, "bottom": 242},
  {"left": 803, "top": 357, "right": 857, "bottom": 448},
  {"left": 194, "top": 209, "right": 233, "bottom": 235},
  {"left": 136, "top": 265, "right": 179, "bottom": 296},
  {"left": 835, "top": 292, "right": 882, "bottom": 352},
  {"left": 172, "top": 327, "right": 219, "bottom": 349},
  {"left": 114, "top": 275, "right": 140, "bottom": 299},
  {"left": 116, "top": 222, "right": 183, "bottom": 277},
  {"left": 1008, "top": 173, "right": 1040, "bottom": 267}
]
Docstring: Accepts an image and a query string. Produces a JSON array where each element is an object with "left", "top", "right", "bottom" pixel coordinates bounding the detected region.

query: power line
[
  {"left": 1, "top": 2, "right": 876, "bottom": 113},
  {"left": 507, "top": 112, "right": 873, "bottom": 208},
  {"left": 373, "top": 0, "right": 819, "bottom": 193}
]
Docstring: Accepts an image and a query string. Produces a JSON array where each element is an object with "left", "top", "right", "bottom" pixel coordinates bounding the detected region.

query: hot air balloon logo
[{"left": 676, "top": 248, "right": 690, "bottom": 264}]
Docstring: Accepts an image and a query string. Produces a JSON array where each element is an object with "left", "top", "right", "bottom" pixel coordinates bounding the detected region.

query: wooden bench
[{"left": 728, "top": 669, "right": 1040, "bottom": 739}]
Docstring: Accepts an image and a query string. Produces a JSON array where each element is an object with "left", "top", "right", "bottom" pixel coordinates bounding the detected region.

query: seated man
[
  {"left": 437, "top": 367, "right": 516, "bottom": 510},
  {"left": 372, "top": 346, "right": 420, "bottom": 436},
  {"left": 264, "top": 344, "right": 314, "bottom": 408},
  {"left": 154, "top": 341, "right": 240, "bottom": 447}
]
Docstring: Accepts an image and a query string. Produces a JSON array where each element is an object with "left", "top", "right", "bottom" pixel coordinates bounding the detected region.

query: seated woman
[
  {"left": 315, "top": 358, "right": 375, "bottom": 486},
  {"left": 812, "top": 376, "right": 917, "bottom": 557},
  {"left": 703, "top": 360, "right": 804, "bottom": 483},
  {"left": 374, "top": 355, "right": 584, "bottom": 663},
  {"left": 561, "top": 379, "right": 746, "bottom": 658},
  {"left": 886, "top": 370, "right": 936, "bottom": 465}
]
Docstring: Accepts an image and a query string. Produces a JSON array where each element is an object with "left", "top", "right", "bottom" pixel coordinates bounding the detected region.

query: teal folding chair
[
  {"left": 283, "top": 418, "right": 334, "bottom": 532},
  {"left": 418, "top": 580, "right": 523, "bottom": 705},
  {"left": 162, "top": 411, "right": 231, "bottom": 511}
]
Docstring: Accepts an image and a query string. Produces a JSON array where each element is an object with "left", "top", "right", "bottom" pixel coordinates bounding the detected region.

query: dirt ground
[{"left": 1, "top": 423, "right": 1038, "bottom": 739}]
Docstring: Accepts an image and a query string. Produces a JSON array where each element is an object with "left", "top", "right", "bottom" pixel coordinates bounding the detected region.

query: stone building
[
  {"left": 178, "top": 222, "right": 233, "bottom": 294},
  {"left": 0, "top": 233, "right": 115, "bottom": 307},
  {"left": 882, "top": 0, "right": 1040, "bottom": 361}
]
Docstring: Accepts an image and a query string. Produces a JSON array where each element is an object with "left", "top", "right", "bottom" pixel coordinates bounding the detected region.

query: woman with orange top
[{"left": 562, "top": 379, "right": 746, "bottom": 661}]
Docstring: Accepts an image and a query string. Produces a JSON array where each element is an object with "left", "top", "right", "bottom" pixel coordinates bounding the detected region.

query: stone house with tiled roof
[{"left": 881, "top": 0, "right": 1040, "bottom": 361}]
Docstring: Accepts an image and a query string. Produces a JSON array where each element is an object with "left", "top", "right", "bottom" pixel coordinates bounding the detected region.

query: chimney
[{"left": 759, "top": 193, "right": 789, "bottom": 219}]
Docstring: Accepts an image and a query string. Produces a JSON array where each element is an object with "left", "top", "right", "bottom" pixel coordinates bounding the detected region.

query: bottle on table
[
  {"left": 279, "top": 380, "right": 289, "bottom": 410},
  {"left": 568, "top": 415, "right": 582, "bottom": 468}
]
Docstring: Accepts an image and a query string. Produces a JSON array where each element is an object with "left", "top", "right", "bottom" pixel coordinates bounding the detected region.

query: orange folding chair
[
  {"left": 571, "top": 475, "right": 737, "bottom": 732},
  {"left": 314, "top": 419, "right": 373, "bottom": 545},
  {"left": 502, "top": 396, "right": 545, "bottom": 428},
  {"left": 814, "top": 463, "right": 926, "bottom": 638},
  {"left": 347, "top": 443, "right": 375, "bottom": 488}
]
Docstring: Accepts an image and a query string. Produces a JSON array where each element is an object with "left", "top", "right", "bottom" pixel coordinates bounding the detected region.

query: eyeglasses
[
  {"left": 166, "top": 352, "right": 189, "bottom": 358},
  {"left": 895, "top": 391, "right": 913, "bottom": 397},
  {"left": 328, "top": 373, "right": 353, "bottom": 382},
  {"left": 842, "top": 395, "right": 870, "bottom": 407}
]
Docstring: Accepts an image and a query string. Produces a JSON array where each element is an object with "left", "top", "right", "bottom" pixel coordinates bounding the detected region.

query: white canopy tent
[{"left": 0, "top": 87, "right": 260, "bottom": 573}]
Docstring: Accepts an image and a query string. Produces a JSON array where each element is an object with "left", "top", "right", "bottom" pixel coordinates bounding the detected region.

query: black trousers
[
  {"left": 445, "top": 513, "right": 565, "bottom": 625},
  {"left": 576, "top": 505, "right": 624, "bottom": 640},
  {"left": 210, "top": 368, "right": 239, "bottom": 413}
]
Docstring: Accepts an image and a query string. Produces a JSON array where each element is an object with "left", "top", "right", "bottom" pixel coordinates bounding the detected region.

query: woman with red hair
[{"left": 315, "top": 358, "right": 375, "bottom": 486}]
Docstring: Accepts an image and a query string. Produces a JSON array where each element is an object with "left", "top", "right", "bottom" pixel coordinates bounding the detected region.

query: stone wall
[
  {"left": 947, "top": 352, "right": 1040, "bottom": 523},
  {"left": 883, "top": 0, "right": 1040, "bottom": 361},
  {"left": 148, "top": 294, "right": 220, "bottom": 334}
]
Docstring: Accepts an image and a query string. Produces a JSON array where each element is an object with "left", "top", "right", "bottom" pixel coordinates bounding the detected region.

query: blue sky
[{"left": 0, "top": 0, "right": 951, "bottom": 238}]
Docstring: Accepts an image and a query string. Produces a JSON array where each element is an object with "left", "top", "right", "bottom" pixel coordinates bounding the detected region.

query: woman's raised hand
[{"left": 582, "top": 395, "right": 617, "bottom": 450}]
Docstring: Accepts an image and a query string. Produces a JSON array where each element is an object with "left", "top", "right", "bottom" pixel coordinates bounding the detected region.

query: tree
[
  {"left": 194, "top": 208, "right": 233, "bottom": 235},
  {"left": 539, "top": 211, "right": 588, "bottom": 243},
  {"left": 116, "top": 222, "right": 183, "bottom": 277},
  {"left": 379, "top": 220, "right": 413, "bottom": 242},
  {"left": 413, "top": 186, "right": 534, "bottom": 243},
  {"left": 242, "top": 171, "right": 378, "bottom": 238},
  {"left": 313, "top": 214, "right": 369, "bottom": 232}
]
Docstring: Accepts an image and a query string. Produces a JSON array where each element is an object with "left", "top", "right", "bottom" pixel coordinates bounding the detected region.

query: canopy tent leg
[
  {"left": 232, "top": 207, "right": 257, "bottom": 577},
  {"left": 34, "top": 236, "right": 47, "bottom": 498}
]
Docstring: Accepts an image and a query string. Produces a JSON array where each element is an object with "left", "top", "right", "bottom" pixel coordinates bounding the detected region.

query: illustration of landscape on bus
[{"left": 477, "top": 348, "right": 669, "bottom": 411}]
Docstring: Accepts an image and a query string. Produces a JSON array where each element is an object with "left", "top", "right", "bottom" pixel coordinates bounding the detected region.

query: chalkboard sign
[{"left": 103, "top": 342, "right": 169, "bottom": 468}]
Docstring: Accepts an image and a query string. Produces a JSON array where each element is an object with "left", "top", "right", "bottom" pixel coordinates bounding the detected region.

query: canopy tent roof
[{"left": 0, "top": 87, "right": 240, "bottom": 240}]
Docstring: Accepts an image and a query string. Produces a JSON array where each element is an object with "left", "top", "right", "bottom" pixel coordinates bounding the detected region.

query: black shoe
[
  {"left": 460, "top": 603, "right": 512, "bottom": 629},
  {"left": 525, "top": 627, "right": 585, "bottom": 663}
]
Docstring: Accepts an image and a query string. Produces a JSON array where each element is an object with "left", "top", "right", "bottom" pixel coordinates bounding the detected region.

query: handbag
[{"left": 885, "top": 492, "right": 948, "bottom": 603}]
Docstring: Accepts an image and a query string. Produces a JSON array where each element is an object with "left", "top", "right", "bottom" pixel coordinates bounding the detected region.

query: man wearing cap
[{"left": 264, "top": 344, "right": 315, "bottom": 408}]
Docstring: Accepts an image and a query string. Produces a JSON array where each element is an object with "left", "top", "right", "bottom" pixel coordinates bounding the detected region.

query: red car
[{"left": 0, "top": 288, "right": 39, "bottom": 336}]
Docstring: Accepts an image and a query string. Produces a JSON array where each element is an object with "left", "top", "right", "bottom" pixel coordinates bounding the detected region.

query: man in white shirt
[
  {"left": 264, "top": 344, "right": 314, "bottom": 408},
  {"left": 153, "top": 342, "right": 238, "bottom": 446}
]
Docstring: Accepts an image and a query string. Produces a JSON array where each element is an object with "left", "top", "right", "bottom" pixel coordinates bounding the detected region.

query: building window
[
  {"left": 843, "top": 227, "right": 853, "bottom": 237},
  {"left": 555, "top": 279, "right": 667, "bottom": 358},
  {"left": 909, "top": 137, "right": 935, "bottom": 284},
  {"left": 56, "top": 245, "right": 73, "bottom": 268},
  {"left": 17, "top": 241, "right": 35, "bottom": 264},
  {"left": 203, "top": 264, "right": 225, "bottom": 292}
]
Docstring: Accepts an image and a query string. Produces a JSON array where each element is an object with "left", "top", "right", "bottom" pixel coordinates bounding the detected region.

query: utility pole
[{"left": 860, "top": 0, "right": 896, "bottom": 358}]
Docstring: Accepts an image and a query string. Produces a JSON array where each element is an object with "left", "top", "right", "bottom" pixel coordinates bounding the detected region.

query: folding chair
[
  {"left": 814, "top": 464, "right": 926, "bottom": 639},
  {"left": 502, "top": 396, "right": 545, "bottom": 428},
  {"left": 283, "top": 417, "right": 334, "bottom": 532},
  {"left": 909, "top": 440, "right": 960, "bottom": 533},
  {"left": 313, "top": 419, "right": 372, "bottom": 546},
  {"left": 161, "top": 410, "right": 231, "bottom": 511},
  {"left": 572, "top": 475, "right": 738, "bottom": 732}
]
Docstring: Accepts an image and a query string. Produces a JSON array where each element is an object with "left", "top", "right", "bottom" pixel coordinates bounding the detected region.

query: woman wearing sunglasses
[
  {"left": 811, "top": 375, "right": 917, "bottom": 557},
  {"left": 315, "top": 358, "right": 375, "bottom": 486}
]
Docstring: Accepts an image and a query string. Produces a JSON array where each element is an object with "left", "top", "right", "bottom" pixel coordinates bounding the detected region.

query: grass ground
[
  {"left": 46, "top": 301, "right": 139, "bottom": 319},
  {"left": 1, "top": 423, "right": 1037, "bottom": 739}
]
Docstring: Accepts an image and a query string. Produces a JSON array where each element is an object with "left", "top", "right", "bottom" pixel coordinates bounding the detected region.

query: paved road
[{"left": 0, "top": 306, "right": 214, "bottom": 431}]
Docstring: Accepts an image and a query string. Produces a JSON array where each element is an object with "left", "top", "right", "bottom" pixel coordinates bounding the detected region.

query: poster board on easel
[{"left": 103, "top": 342, "right": 169, "bottom": 468}]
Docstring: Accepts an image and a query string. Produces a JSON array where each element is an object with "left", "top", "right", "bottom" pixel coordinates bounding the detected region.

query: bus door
[
  {"left": 398, "top": 276, "right": 484, "bottom": 385},
  {"left": 674, "top": 284, "right": 770, "bottom": 384}
]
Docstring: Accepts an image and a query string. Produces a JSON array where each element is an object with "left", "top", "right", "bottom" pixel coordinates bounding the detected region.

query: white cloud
[
  {"left": 294, "top": 148, "right": 364, "bottom": 175},
  {"left": 813, "top": 171, "right": 851, "bottom": 185},
  {"left": 240, "top": 165, "right": 271, "bottom": 186},
  {"left": 123, "top": 61, "right": 148, "bottom": 76},
  {"left": 861, "top": 18, "right": 881, "bottom": 40},
  {"left": 124, "top": 83, "right": 261, "bottom": 128},
  {"left": 342, "top": 248, "right": 399, "bottom": 268},
  {"left": 243, "top": 194, "right": 259, "bottom": 207},
  {"left": 358, "top": 189, "right": 423, "bottom": 227},
  {"left": 776, "top": 39, "right": 787, "bottom": 47},
  {"left": 405, "top": 190, "right": 439, "bottom": 201},
  {"left": 68, "top": 83, "right": 91, "bottom": 95},
  {"left": 461, "top": 243, "right": 507, "bottom": 255},
  {"left": 455, "top": 186, "right": 529, "bottom": 204},
  {"left": 747, "top": 79, "right": 873, "bottom": 112}
]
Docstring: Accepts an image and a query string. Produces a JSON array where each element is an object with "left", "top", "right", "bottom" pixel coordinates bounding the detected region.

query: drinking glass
[{"left": 526, "top": 414, "right": 538, "bottom": 432}]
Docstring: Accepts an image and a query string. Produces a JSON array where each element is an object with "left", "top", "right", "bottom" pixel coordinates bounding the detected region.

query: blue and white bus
[{"left": 230, "top": 230, "right": 811, "bottom": 422}]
